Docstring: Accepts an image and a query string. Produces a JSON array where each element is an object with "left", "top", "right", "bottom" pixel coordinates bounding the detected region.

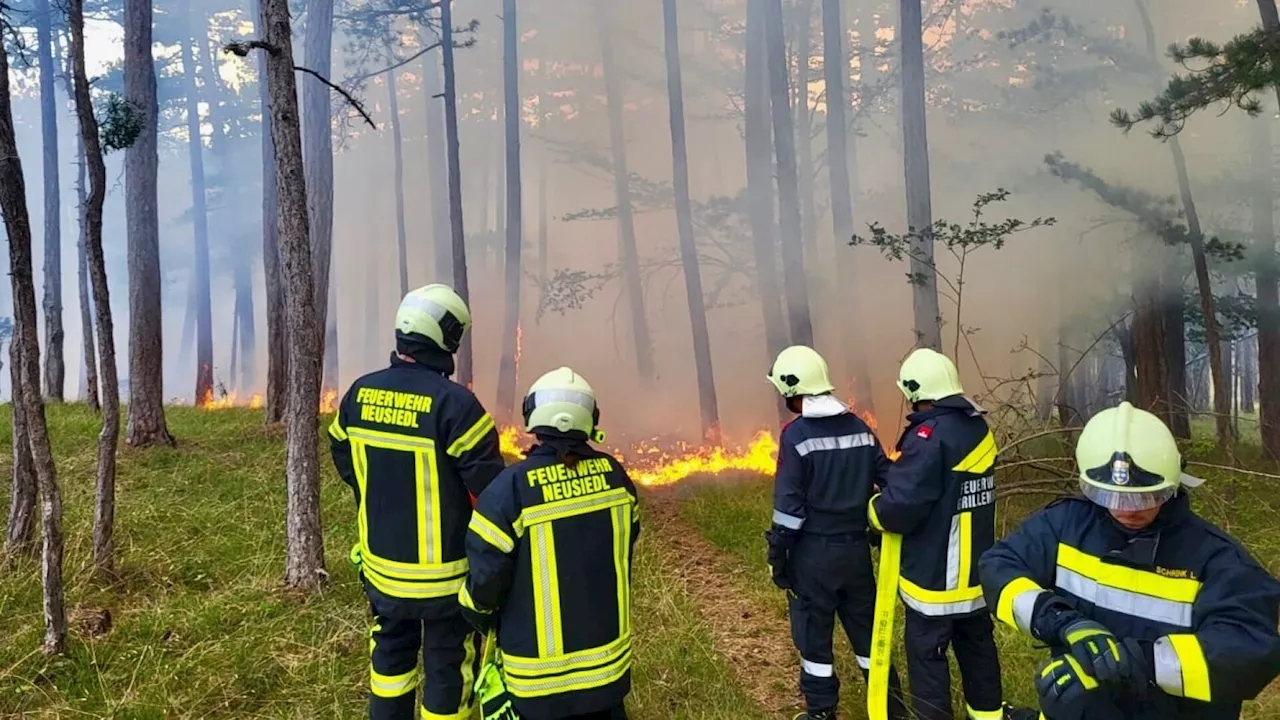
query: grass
[{"left": 0, "top": 406, "right": 755, "bottom": 719}]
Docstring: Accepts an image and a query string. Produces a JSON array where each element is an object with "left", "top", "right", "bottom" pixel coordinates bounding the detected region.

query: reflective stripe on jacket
[{"left": 772, "top": 408, "right": 887, "bottom": 536}]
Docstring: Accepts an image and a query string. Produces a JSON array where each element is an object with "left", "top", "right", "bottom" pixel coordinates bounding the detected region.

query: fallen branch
[
  {"left": 1186, "top": 461, "right": 1280, "bottom": 481},
  {"left": 223, "top": 40, "right": 377, "bottom": 130}
]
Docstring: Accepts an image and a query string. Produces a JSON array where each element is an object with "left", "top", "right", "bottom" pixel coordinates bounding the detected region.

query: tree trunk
[
  {"left": 387, "top": 69, "right": 409, "bottom": 296},
  {"left": 255, "top": 0, "right": 284, "bottom": 422},
  {"left": 233, "top": 238, "right": 256, "bottom": 392},
  {"left": 302, "top": 0, "right": 337, "bottom": 393},
  {"left": 1242, "top": 333, "right": 1257, "bottom": 414},
  {"left": 37, "top": 0, "right": 64, "bottom": 402},
  {"left": 661, "top": 0, "right": 721, "bottom": 442},
  {"left": 794, "top": 0, "right": 819, "bottom": 292},
  {"left": 259, "top": 0, "right": 327, "bottom": 590},
  {"left": 765, "top": 0, "right": 814, "bottom": 347},
  {"left": 538, "top": 154, "right": 548, "bottom": 282},
  {"left": 899, "top": 0, "right": 942, "bottom": 350},
  {"left": 1, "top": 36, "right": 68, "bottom": 655},
  {"left": 745, "top": 0, "right": 788, "bottom": 404},
  {"left": 1222, "top": 339, "right": 1236, "bottom": 429},
  {"left": 182, "top": 22, "right": 215, "bottom": 407},
  {"left": 6, "top": 340, "right": 36, "bottom": 560},
  {"left": 73, "top": 119, "right": 99, "bottom": 412},
  {"left": 496, "top": 0, "right": 523, "bottom": 421},
  {"left": 441, "top": 0, "right": 473, "bottom": 386},
  {"left": 423, "top": 49, "right": 452, "bottom": 281},
  {"left": 124, "top": 0, "right": 174, "bottom": 446},
  {"left": 593, "top": 0, "right": 656, "bottom": 381},
  {"left": 1251, "top": 116, "right": 1280, "bottom": 456},
  {"left": 1132, "top": 275, "right": 1171, "bottom": 418},
  {"left": 1162, "top": 279, "right": 1190, "bottom": 438}
]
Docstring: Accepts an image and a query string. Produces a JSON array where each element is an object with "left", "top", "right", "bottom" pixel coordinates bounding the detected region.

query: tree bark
[
  {"left": 37, "top": 0, "right": 64, "bottom": 402},
  {"left": 661, "top": 0, "right": 721, "bottom": 442},
  {"left": 255, "top": 0, "right": 284, "bottom": 423},
  {"left": 302, "top": 0, "right": 338, "bottom": 392},
  {"left": 899, "top": 0, "right": 942, "bottom": 350},
  {"left": 1250, "top": 116, "right": 1280, "bottom": 456},
  {"left": 495, "top": 0, "right": 523, "bottom": 421},
  {"left": 259, "top": 0, "right": 327, "bottom": 590},
  {"left": 1, "top": 37, "right": 68, "bottom": 655},
  {"left": 182, "top": 17, "right": 215, "bottom": 406},
  {"left": 1241, "top": 334, "right": 1257, "bottom": 415},
  {"left": 765, "top": 0, "right": 814, "bottom": 347},
  {"left": 442, "top": 0, "right": 473, "bottom": 386},
  {"left": 794, "top": 0, "right": 819, "bottom": 291},
  {"left": 6, "top": 339, "right": 36, "bottom": 560},
  {"left": 423, "top": 49, "right": 452, "bottom": 281},
  {"left": 233, "top": 236, "right": 256, "bottom": 392},
  {"left": 71, "top": 105, "right": 99, "bottom": 413},
  {"left": 1132, "top": 273, "right": 1171, "bottom": 418},
  {"left": 593, "top": 0, "right": 656, "bottom": 381},
  {"left": 537, "top": 154, "right": 548, "bottom": 283},
  {"left": 1162, "top": 278, "right": 1190, "bottom": 438},
  {"left": 387, "top": 69, "right": 409, "bottom": 296},
  {"left": 124, "top": 0, "right": 174, "bottom": 446}
]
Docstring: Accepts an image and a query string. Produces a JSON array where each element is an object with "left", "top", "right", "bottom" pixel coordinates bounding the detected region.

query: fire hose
[{"left": 867, "top": 528, "right": 903, "bottom": 720}]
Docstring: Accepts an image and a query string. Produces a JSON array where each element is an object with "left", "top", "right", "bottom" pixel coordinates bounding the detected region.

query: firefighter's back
[{"left": 781, "top": 412, "right": 881, "bottom": 534}]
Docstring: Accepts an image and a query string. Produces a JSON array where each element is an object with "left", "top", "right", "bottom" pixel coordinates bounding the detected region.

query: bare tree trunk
[
  {"left": 182, "top": 20, "right": 215, "bottom": 407},
  {"left": 424, "top": 50, "right": 452, "bottom": 281},
  {"left": 234, "top": 236, "right": 257, "bottom": 392},
  {"left": 1222, "top": 339, "right": 1236, "bottom": 430},
  {"left": 442, "top": 0, "right": 473, "bottom": 386},
  {"left": 1242, "top": 333, "right": 1257, "bottom": 414},
  {"left": 230, "top": 309, "right": 240, "bottom": 388},
  {"left": 6, "top": 340, "right": 36, "bottom": 560},
  {"left": 899, "top": 0, "right": 942, "bottom": 350},
  {"left": 593, "top": 0, "right": 656, "bottom": 381},
  {"left": 387, "top": 68, "right": 408, "bottom": 296},
  {"left": 1162, "top": 278, "right": 1190, "bottom": 438},
  {"left": 495, "top": 0, "right": 523, "bottom": 421},
  {"left": 1, "top": 38, "right": 68, "bottom": 655},
  {"left": 661, "top": 0, "right": 720, "bottom": 441},
  {"left": 538, "top": 154, "right": 548, "bottom": 282},
  {"left": 765, "top": 0, "right": 814, "bottom": 347},
  {"left": 1251, "top": 116, "right": 1280, "bottom": 456},
  {"left": 124, "top": 0, "right": 174, "bottom": 446},
  {"left": 254, "top": 0, "right": 284, "bottom": 422},
  {"left": 258, "top": 0, "right": 327, "bottom": 590},
  {"left": 73, "top": 118, "right": 99, "bottom": 412},
  {"left": 302, "top": 0, "right": 337, "bottom": 393},
  {"left": 1132, "top": 274, "right": 1171, "bottom": 418},
  {"left": 794, "top": 0, "right": 819, "bottom": 298},
  {"left": 36, "top": 0, "right": 64, "bottom": 402}
]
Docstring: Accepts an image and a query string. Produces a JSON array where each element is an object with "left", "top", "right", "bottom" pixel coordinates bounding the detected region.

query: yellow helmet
[
  {"left": 1076, "top": 401, "right": 1204, "bottom": 512},
  {"left": 522, "top": 366, "right": 602, "bottom": 439},
  {"left": 897, "top": 348, "right": 964, "bottom": 403},
  {"left": 395, "top": 284, "right": 471, "bottom": 353},
  {"left": 767, "top": 345, "right": 836, "bottom": 398}
]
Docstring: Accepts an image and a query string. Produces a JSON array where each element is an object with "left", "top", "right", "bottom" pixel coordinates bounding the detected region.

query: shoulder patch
[{"left": 916, "top": 425, "right": 933, "bottom": 440}]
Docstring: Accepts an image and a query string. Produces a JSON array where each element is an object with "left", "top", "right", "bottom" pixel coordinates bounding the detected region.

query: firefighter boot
[
  {"left": 1003, "top": 704, "right": 1039, "bottom": 720},
  {"left": 791, "top": 709, "right": 836, "bottom": 720}
]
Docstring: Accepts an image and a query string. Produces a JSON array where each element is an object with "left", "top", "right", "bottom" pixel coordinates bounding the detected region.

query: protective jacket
[
  {"left": 868, "top": 395, "right": 997, "bottom": 618},
  {"left": 979, "top": 492, "right": 1280, "bottom": 719},
  {"left": 330, "top": 352, "right": 505, "bottom": 612},
  {"left": 460, "top": 443, "right": 640, "bottom": 720}
]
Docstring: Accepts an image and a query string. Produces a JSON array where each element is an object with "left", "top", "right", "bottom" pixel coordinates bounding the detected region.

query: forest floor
[{"left": 0, "top": 406, "right": 1277, "bottom": 718}]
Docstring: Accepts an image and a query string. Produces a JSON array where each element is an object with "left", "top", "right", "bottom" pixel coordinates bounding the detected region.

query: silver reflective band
[
  {"left": 1012, "top": 588, "right": 1045, "bottom": 634},
  {"left": 772, "top": 510, "right": 805, "bottom": 529},
  {"left": 1153, "top": 636, "right": 1184, "bottom": 697},
  {"left": 399, "top": 293, "right": 450, "bottom": 321},
  {"left": 530, "top": 388, "right": 595, "bottom": 411},
  {"left": 794, "top": 433, "right": 874, "bottom": 457},
  {"left": 899, "top": 591, "right": 986, "bottom": 617},
  {"left": 801, "top": 659, "right": 834, "bottom": 677},
  {"left": 855, "top": 655, "right": 871, "bottom": 670},
  {"left": 1055, "top": 567, "right": 1193, "bottom": 628},
  {"left": 945, "top": 515, "right": 962, "bottom": 591}
]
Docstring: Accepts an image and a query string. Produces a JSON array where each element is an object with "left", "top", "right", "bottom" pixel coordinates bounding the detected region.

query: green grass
[
  {"left": 678, "top": 426, "right": 1280, "bottom": 719},
  {"left": 0, "top": 406, "right": 755, "bottom": 719}
]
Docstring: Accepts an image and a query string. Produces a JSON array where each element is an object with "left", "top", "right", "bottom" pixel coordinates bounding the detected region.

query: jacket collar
[
  {"left": 801, "top": 395, "right": 849, "bottom": 418},
  {"left": 388, "top": 349, "right": 453, "bottom": 376}
]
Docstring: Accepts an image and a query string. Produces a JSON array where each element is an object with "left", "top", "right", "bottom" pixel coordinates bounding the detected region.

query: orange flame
[
  {"left": 319, "top": 389, "right": 339, "bottom": 414},
  {"left": 196, "top": 389, "right": 336, "bottom": 414}
]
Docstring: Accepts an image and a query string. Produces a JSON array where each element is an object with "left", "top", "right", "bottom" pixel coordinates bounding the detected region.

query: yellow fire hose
[{"left": 867, "top": 529, "right": 903, "bottom": 720}]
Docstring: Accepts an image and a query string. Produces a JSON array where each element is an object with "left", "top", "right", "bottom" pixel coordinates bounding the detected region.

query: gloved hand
[
  {"left": 764, "top": 527, "right": 796, "bottom": 591},
  {"left": 349, "top": 543, "right": 363, "bottom": 568},
  {"left": 1035, "top": 653, "right": 1101, "bottom": 720},
  {"left": 461, "top": 605, "right": 494, "bottom": 634},
  {"left": 1061, "top": 619, "right": 1130, "bottom": 685}
]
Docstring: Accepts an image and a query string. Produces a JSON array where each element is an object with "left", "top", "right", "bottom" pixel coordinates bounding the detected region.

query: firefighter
[
  {"left": 979, "top": 401, "right": 1280, "bottom": 720},
  {"left": 764, "top": 345, "right": 908, "bottom": 720},
  {"left": 329, "top": 283, "right": 506, "bottom": 720},
  {"left": 867, "top": 348, "right": 1034, "bottom": 720},
  {"left": 459, "top": 366, "right": 638, "bottom": 720}
]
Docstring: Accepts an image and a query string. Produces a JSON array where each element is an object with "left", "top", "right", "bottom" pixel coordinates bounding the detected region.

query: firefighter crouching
[
  {"left": 868, "top": 348, "right": 1034, "bottom": 720},
  {"left": 978, "top": 401, "right": 1280, "bottom": 720},
  {"left": 459, "top": 367, "right": 639, "bottom": 720},
  {"left": 763, "top": 345, "right": 908, "bottom": 720},
  {"left": 329, "top": 283, "right": 506, "bottom": 720}
]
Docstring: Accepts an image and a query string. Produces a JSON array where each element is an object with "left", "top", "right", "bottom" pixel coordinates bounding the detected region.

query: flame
[
  {"left": 249, "top": 394, "right": 265, "bottom": 409},
  {"left": 319, "top": 389, "right": 339, "bottom": 414},
  {"left": 196, "top": 389, "right": 336, "bottom": 414}
]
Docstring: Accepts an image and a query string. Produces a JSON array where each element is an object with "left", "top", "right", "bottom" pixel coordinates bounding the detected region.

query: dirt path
[{"left": 644, "top": 488, "right": 801, "bottom": 716}]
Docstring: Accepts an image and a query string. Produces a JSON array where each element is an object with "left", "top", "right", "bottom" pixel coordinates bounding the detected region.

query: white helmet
[
  {"left": 1076, "top": 401, "right": 1204, "bottom": 512},
  {"left": 395, "top": 284, "right": 471, "bottom": 353},
  {"left": 767, "top": 345, "right": 836, "bottom": 398},
  {"left": 897, "top": 348, "right": 964, "bottom": 404},
  {"left": 522, "top": 366, "right": 603, "bottom": 440}
]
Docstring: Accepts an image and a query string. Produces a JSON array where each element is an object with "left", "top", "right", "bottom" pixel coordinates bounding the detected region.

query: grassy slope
[
  {"left": 0, "top": 406, "right": 755, "bottom": 719},
  {"left": 679, "top": 421, "right": 1280, "bottom": 719}
]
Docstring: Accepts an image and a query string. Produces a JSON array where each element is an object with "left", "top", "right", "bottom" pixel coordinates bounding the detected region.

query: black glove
[
  {"left": 1035, "top": 653, "right": 1101, "bottom": 720},
  {"left": 764, "top": 526, "right": 797, "bottom": 591},
  {"left": 461, "top": 606, "right": 494, "bottom": 634},
  {"left": 1061, "top": 619, "right": 1131, "bottom": 685},
  {"left": 1030, "top": 593, "right": 1087, "bottom": 644}
]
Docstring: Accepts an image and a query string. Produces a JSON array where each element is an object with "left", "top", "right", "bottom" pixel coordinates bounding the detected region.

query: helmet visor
[{"left": 1079, "top": 479, "right": 1177, "bottom": 512}]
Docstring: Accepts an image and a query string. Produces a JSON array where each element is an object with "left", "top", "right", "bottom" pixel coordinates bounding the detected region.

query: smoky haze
[{"left": 0, "top": 0, "right": 1267, "bottom": 444}]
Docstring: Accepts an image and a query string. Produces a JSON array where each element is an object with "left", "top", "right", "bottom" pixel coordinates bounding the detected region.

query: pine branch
[{"left": 224, "top": 40, "right": 376, "bottom": 130}]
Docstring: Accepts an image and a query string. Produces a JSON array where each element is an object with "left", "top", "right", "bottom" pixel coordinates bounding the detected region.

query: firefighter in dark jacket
[
  {"left": 867, "top": 348, "right": 1034, "bottom": 720},
  {"left": 979, "top": 401, "right": 1280, "bottom": 720},
  {"left": 329, "top": 283, "right": 506, "bottom": 720},
  {"left": 764, "top": 345, "right": 908, "bottom": 720},
  {"left": 459, "top": 366, "right": 638, "bottom": 720}
]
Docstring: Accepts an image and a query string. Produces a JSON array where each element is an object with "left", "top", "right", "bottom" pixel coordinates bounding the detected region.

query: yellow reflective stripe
[
  {"left": 966, "top": 704, "right": 1003, "bottom": 720},
  {"left": 1168, "top": 634, "right": 1212, "bottom": 701},
  {"left": 611, "top": 504, "right": 632, "bottom": 638},
  {"left": 503, "top": 634, "right": 631, "bottom": 677},
  {"left": 519, "top": 487, "right": 633, "bottom": 527},
  {"left": 531, "top": 523, "right": 563, "bottom": 656},
  {"left": 361, "top": 552, "right": 467, "bottom": 580},
  {"left": 348, "top": 427, "right": 444, "bottom": 565},
  {"left": 329, "top": 413, "right": 348, "bottom": 440},
  {"left": 1056, "top": 543, "right": 1201, "bottom": 603},
  {"left": 354, "top": 440, "right": 370, "bottom": 549},
  {"left": 448, "top": 413, "right": 496, "bottom": 457},
  {"left": 957, "top": 511, "right": 973, "bottom": 589},
  {"left": 458, "top": 583, "right": 489, "bottom": 613},
  {"left": 459, "top": 630, "right": 479, "bottom": 714},
  {"left": 868, "top": 493, "right": 886, "bottom": 532},
  {"left": 371, "top": 666, "right": 419, "bottom": 698},
  {"left": 1064, "top": 654, "right": 1098, "bottom": 689},
  {"left": 348, "top": 426, "right": 437, "bottom": 452},
  {"left": 363, "top": 563, "right": 466, "bottom": 599},
  {"left": 868, "top": 530, "right": 902, "bottom": 720},
  {"left": 900, "top": 578, "right": 985, "bottom": 604},
  {"left": 419, "top": 706, "right": 471, "bottom": 720},
  {"left": 503, "top": 647, "right": 630, "bottom": 698},
  {"left": 996, "top": 577, "right": 1043, "bottom": 629},
  {"left": 952, "top": 430, "right": 997, "bottom": 473},
  {"left": 469, "top": 512, "right": 515, "bottom": 554}
]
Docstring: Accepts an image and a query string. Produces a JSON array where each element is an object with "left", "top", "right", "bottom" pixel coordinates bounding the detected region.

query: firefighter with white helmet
[
  {"left": 460, "top": 367, "right": 638, "bottom": 720},
  {"left": 329, "top": 283, "right": 505, "bottom": 720},
  {"left": 765, "top": 345, "right": 908, "bottom": 720},
  {"left": 980, "top": 402, "right": 1280, "bottom": 719}
]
